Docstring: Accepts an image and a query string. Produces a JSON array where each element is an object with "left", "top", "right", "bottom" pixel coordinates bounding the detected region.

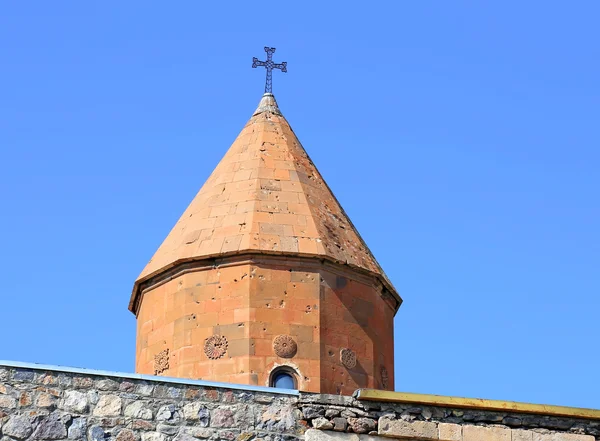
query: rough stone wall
[
  {"left": 3, "top": 364, "right": 597, "bottom": 441},
  {"left": 297, "top": 394, "right": 600, "bottom": 441},
  {"left": 0, "top": 365, "right": 302, "bottom": 441},
  {"left": 135, "top": 256, "right": 395, "bottom": 395}
]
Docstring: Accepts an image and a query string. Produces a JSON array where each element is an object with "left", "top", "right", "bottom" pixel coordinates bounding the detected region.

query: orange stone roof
[{"left": 130, "top": 93, "right": 400, "bottom": 311}]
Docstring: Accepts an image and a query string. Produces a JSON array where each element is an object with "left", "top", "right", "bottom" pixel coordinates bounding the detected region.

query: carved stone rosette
[
  {"left": 273, "top": 335, "right": 297, "bottom": 358},
  {"left": 380, "top": 366, "right": 389, "bottom": 389},
  {"left": 340, "top": 348, "right": 357, "bottom": 369},
  {"left": 204, "top": 335, "right": 228, "bottom": 359},
  {"left": 154, "top": 349, "right": 169, "bottom": 375}
]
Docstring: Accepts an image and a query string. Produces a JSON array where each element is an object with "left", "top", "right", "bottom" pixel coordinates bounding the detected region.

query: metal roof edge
[{"left": 354, "top": 389, "right": 600, "bottom": 421}]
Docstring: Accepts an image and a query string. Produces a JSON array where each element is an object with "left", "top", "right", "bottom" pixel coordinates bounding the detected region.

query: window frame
[{"left": 268, "top": 366, "right": 298, "bottom": 389}]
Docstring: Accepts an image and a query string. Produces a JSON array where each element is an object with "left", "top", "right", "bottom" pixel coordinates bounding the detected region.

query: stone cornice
[{"left": 130, "top": 251, "right": 402, "bottom": 317}]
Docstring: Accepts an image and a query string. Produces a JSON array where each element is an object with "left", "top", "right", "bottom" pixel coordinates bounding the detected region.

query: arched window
[{"left": 269, "top": 367, "right": 298, "bottom": 390}]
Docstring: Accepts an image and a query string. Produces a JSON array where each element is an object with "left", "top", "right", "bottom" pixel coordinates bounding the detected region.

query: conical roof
[{"left": 130, "top": 94, "right": 400, "bottom": 311}]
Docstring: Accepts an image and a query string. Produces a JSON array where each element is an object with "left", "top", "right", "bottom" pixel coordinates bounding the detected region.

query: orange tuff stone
[{"left": 131, "top": 93, "right": 401, "bottom": 394}]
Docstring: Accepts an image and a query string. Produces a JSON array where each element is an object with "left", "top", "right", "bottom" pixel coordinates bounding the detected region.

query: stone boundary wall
[
  {"left": 0, "top": 364, "right": 302, "bottom": 441},
  {"left": 1, "top": 363, "right": 599, "bottom": 441},
  {"left": 297, "top": 393, "right": 600, "bottom": 441}
]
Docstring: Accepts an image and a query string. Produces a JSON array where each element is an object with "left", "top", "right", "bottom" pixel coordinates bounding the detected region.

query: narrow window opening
[{"left": 269, "top": 367, "right": 298, "bottom": 390}]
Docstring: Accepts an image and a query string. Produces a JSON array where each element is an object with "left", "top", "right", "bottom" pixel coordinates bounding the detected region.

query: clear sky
[{"left": 1, "top": 2, "right": 598, "bottom": 408}]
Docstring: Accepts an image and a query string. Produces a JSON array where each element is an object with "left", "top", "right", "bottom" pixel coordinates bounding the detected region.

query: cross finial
[{"left": 252, "top": 47, "right": 287, "bottom": 94}]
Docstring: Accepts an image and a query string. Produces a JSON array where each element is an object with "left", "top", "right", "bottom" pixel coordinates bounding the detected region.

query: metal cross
[{"left": 252, "top": 47, "right": 287, "bottom": 94}]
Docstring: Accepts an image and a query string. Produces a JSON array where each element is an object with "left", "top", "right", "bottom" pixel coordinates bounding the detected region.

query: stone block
[
  {"left": 378, "top": 418, "right": 438, "bottom": 440},
  {"left": 463, "top": 425, "right": 510, "bottom": 441},
  {"left": 141, "top": 432, "right": 167, "bottom": 441},
  {"left": 124, "top": 401, "right": 153, "bottom": 420},
  {"left": 439, "top": 423, "right": 461, "bottom": 441},
  {"left": 532, "top": 433, "right": 595, "bottom": 441},
  {"left": 513, "top": 430, "right": 533, "bottom": 441},
  {"left": 32, "top": 414, "right": 68, "bottom": 440},
  {"left": 61, "top": 390, "right": 89, "bottom": 413},
  {"left": 305, "top": 429, "right": 360, "bottom": 441},
  {"left": 67, "top": 417, "right": 87, "bottom": 439},
  {"left": 0, "top": 395, "right": 17, "bottom": 409},
  {"left": 312, "top": 417, "right": 334, "bottom": 430},
  {"left": 93, "top": 395, "right": 122, "bottom": 417},
  {"left": 348, "top": 418, "right": 377, "bottom": 434},
  {"left": 3, "top": 415, "right": 33, "bottom": 439}
]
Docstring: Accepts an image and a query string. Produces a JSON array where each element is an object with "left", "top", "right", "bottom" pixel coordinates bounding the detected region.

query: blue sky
[{"left": 1, "top": 2, "right": 598, "bottom": 408}]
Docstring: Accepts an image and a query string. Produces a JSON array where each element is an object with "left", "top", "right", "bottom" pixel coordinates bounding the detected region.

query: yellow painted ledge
[{"left": 354, "top": 389, "right": 600, "bottom": 421}]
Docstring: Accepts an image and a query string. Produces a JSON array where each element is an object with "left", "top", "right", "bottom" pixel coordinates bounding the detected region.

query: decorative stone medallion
[
  {"left": 340, "top": 348, "right": 357, "bottom": 369},
  {"left": 380, "top": 366, "right": 389, "bottom": 389},
  {"left": 204, "top": 335, "right": 228, "bottom": 359},
  {"left": 154, "top": 349, "right": 169, "bottom": 375},
  {"left": 273, "top": 335, "right": 297, "bottom": 358}
]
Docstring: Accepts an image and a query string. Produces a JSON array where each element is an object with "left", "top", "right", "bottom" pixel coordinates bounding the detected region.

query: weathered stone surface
[
  {"left": 182, "top": 402, "right": 209, "bottom": 426},
  {"left": 116, "top": 429, "right": 137, "bottom": 441},
  {"left": 332, "top": 418, "right": 348, "bottom": 432},
  {"left": 125, "top": 401, "right": 153, "bottom": 420},
  {"left": 96, "top": 379, "right": 119, "bottom": 391},
  {"left": 255, "top": 395, "right": 273, "bottom": 404},
  {"left": 88, "top": 426, "right": 105, "bottom": 441},
  {"left": 93, "top": 395, "right": 122, "bottom": 417},
  {"left": 348, "top": 418, "right": 377, "bottom": 434},
  {"left": 463, "top": 425, "right": 510, "bottom": 441},
  {"left": 378, "top": 417, "right": 438, "bottom": 440},
  {"left": 212, "top": 407, "right": 235, "bottom": 427},
  {"left": 73, "top": 377, "right": 94, "bottom": 388},
  {"left": 99, "top": 417, "right": 125, "bottom": 427},
  {"left": 62, "top": 390, "right": 89, "bottom": 413},
  {"left": 154, "top": 386, "right": 182, "bottom": 399},
  {"left": 236, "top": 432, "right": 254, "bottom": 441},
  {"left": 326, "top": 409, "right": 341, "bottom": 418},
  {"left": 32, "top": 413, "right": 68, "bottom": 440},
  {"left": 156, "top": 404, "right": 178, "bottom": 421},
  {"left": 303, "top": 407, "right": 325, "bottom": 419},
  {"left": 218, "top": 430, "right": 239, "bottom": 441},
  {"left": 131, "top": 420, "right": 155, "bottom": 431},
  {"left": 36, "top": 393, "right": 57, "bottom": 408},
  {"left": 87, "top": 390, "right": 99, "bottom": 405},
  {"left": 135, "top": 384, "right": 154, "bottom": 397},
  {"left": 12, "top": 370, "right": 35, "bottom": 382},
  {"left": 19, "top": 391, "right": 32, "bottom": 406},
  {"left": 532, "top": 433, "right": 595, "bottom": 441},
  {"left": 513, "top": 429, "right": 534, "bottom": 441},
  {"left": 0, "top": 395, "right": 17, "bottom": 409},
  {"left": 260, "top": 402, "right": 298, "bottom": 432},
  {"left": 68, "top": 417, "right": 87, "bottom": 439},
  {"left": 173, "top": 433, "right": 196, "bottom": 441},
  {"left": 313, "top": 417, "right": 334, "bottom": 430},
  {"left": 233, "top": 404, "right": 254, "bottom": 427},
  {"left": 156, "top": 424, "right": 179, "bottom": 436},
  {"left": 3, "top": 415, "right": 33, "bottom": 439},
  {"left": 141, "top": 432, "right": 167, "bottom": 441},
  {"left": 181, "top": 427, "right": 214, "bottom": 439},
  {"left": 198, "top": 406, "right": 210, "bottom": 427},
  {"left": 439, "top": 423, "right": 461, "bottom": 441},
  {"left": 305, "top": 429, "right": 359, "bottom": 441}
]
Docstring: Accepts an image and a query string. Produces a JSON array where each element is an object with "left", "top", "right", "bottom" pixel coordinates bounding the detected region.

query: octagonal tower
[{"left": 130, "top": 94, "right": 402, "bottom": 394}]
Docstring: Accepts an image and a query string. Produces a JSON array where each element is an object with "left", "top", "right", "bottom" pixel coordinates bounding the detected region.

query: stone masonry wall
[
  {"left": 1, "top": 363, "right": 599, "bottom": 441},
  {"left": 0, "top": 365, "right": 302, "bottom": 441},
  {"left": 298, "top": 394, "right": 600, "bottom": 441}
]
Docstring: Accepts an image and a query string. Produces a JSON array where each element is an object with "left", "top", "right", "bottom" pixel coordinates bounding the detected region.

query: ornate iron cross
[{"left": 252, "top": 47, "right": 287, "bottom": 94}]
